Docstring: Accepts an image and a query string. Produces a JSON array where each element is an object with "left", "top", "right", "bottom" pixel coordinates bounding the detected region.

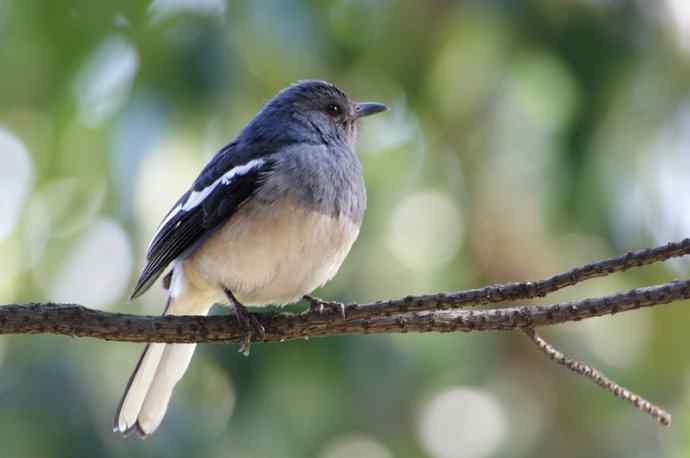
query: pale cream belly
[{"left": 182, "top": 199, "right": 360, "bottom": 306}]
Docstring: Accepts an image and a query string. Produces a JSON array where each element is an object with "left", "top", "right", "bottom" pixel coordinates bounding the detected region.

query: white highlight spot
[
  {"left": 360, "top": 97, "right": 418, "bottom": 153},
  {"left": 418, "top": 387, "right": 507, "bottom": 458},
  {"left": 49, "top": 218, "right": 133, "bottom": 309},
  {"left": 321, "top": 433, "right": 393, "bottom": 458},
  {"left": 580, "top": 312, "right": 651, "bottom": 369},
  {"left": 136, "top": 139, "right": 203, "bottom": 256},
  {"left": 74, "top": 35, "right": 139, "bottom": 127},
  {"left": 647, "top": 112, "right": 690, "bottom": 253},
  {"left": 0, "top": 128, "right": 34, "bottom": 240},
  {"left": 607, "top": 105, "right": 690, "bottom": 275},
  {"left": 388, "top": 191, "right": 464, "bottom": 272},
  {"left": 149, "top": 0, "right": 226, "bottom": 23},
  {"left": 666, "top": 0, "right": 690, "bottom": 53}
]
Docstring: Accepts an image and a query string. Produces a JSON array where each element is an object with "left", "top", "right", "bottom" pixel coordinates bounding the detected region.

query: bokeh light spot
[
  {"left": 150, "top": 0, "right": 227, "bottom": 23},
  {"left": 359, "top": 97, "right": 418, "bottom": 153},
  {"left": 49, "top": 218, "right": 133, "bottom": 309},
  {"left": 580, "top": 311, "right": 652, "bottom": 369},
  {"left": 135, "top": 138, "right": 205, "bottom": 248},
  {"left": 320, "top": 433, "right": 393, "bottom": 458},
  {"left": 418, "top": 387, "right": 507, "bottom": 458},
  {"left": 506, "top": 52, "right": 579, "bottom": 129},
  {"left": 0, "top": 128, "right": 34, "bottom": 240},
  {"left": 429, "top": 10, "right": 509, "bottom": 119},
  {"left": 388, "top": 190, "right": 464, "bottom": 272},
  {"left": 666, "top": 0, "right": 690, "bottom": 52},
  {"left": 73, "top": 35, "right": 138, "bottom": 127}
]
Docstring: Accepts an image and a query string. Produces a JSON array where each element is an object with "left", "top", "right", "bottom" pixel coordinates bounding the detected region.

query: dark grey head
[{"left": 239, "top": 80, "right": 387, "bottom": 149}]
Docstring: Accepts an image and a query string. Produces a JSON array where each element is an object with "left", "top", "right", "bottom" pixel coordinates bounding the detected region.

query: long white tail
[
  {"left": 114, "top": 341, "right": 198, "bottom": 436},
  {"left": 114, "top": 265, "right": 212, "bottom": 437}
]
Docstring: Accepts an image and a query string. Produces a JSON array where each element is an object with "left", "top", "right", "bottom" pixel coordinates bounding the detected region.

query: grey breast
[{"left": 256, "top": 142, "right": 367, "bottom": 225}]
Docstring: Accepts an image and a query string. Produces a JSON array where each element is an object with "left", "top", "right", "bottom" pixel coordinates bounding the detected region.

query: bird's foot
[
  {"left": 303, "top": 295, "right": 347, "bottom": 319},
  {"left": 234, "top": 303, "right": 265, "bottom": 356},
  {"left": 226, "top": 289, "right": 265, "bottom": 356}
]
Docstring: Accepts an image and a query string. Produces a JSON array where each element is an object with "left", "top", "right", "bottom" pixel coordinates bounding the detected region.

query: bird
[{"left": 113, "top": 80, "right": 387, "bottom": 437}]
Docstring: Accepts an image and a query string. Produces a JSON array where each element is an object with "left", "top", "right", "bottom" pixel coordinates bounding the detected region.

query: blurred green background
[{"left": 2, "top": 0, "right": 690, "bottom": 457}]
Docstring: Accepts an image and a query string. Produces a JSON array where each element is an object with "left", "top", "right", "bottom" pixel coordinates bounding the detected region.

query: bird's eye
[{"left": 326, "top": 103, "right": 342, "bottom": 117}]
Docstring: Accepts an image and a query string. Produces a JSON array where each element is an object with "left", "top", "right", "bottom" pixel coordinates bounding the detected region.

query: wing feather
[{"left": 130, "top": 155, "right": 273, "bottom": 299}]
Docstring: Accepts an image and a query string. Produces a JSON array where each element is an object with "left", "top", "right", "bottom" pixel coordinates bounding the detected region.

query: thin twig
[
  {"left": 308, "top": 238, "right": 690, "bottom": 319},
  {"left": 0, "top": 279, "right": 688, "bottom": 343},
  {"left": 522, "top": 328, "right": 671, "bottom": 426}
]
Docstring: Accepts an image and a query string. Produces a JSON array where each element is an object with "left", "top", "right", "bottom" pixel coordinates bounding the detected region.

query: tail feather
[
  {"left": 114, "top": 342, "right": 198, "bottom": 437},
  {"left": 136, "top": 343, "right": 197, "bottom": 435},
  {"left": 113, "top": 343, "right": 166, "bottom": 435},
  {"left": 114, "top": 262, "right": 213, "bottom": 437}
]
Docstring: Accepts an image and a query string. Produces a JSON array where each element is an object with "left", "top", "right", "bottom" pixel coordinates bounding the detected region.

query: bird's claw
[{"left": 233, "top": 302, "right": 265, "bottom": 357}]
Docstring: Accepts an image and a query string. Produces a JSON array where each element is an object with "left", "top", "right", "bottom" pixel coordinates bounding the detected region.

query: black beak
[{"left": 354, "top": 102, "right": 388, "bottom": 119}]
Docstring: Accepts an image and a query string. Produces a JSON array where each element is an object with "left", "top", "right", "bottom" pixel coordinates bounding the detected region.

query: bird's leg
[
  {"left": 303, "top": 294, "right": 347, "bottom": 319},
  {"left": 224, "top": 288, "right": 265, "bottom": 356}
]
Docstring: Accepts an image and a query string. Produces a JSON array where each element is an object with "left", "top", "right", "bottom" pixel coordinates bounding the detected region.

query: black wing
[{"left": 130, "top": 147, "right": 275, "bottom": 299}]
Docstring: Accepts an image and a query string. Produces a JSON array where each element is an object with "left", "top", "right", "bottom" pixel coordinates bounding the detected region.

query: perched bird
[{"left": 114, "top": 80, "right": 387, "bottom": 437}]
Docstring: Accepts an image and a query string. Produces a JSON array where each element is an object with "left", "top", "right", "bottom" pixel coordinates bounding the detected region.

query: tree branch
[
  {"left": 332, "top": 238, "right": 690, "bottom": 319},
  {"left": 1, "top": 279, "right": 688, "bottom": 343},
  {"left": 2, "top": 239, "right": 689, "bottom": 426},
  {"left": 1, "top": 239, "right": 687, "bottom": 343}
]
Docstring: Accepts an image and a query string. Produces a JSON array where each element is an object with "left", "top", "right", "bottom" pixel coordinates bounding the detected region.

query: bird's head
[{"left": 240, "top": 80, "right": 387, "bottom": 148}]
